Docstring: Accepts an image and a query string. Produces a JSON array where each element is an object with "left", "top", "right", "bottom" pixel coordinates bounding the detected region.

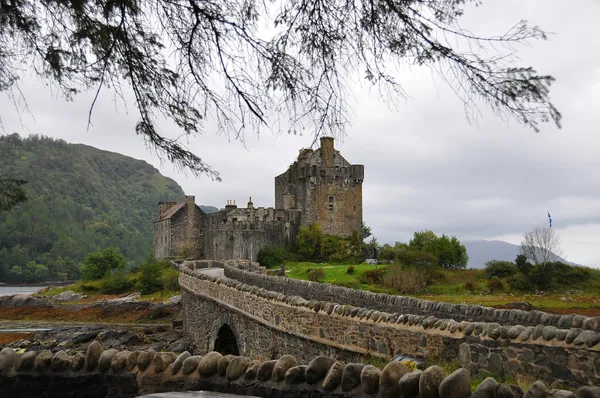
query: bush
[
  {"left": 346, "top": 266, "right": 355, "bottom": 274},
  {"left": 507, "top": 272, "right": 533, "bottom": 292},
  {"left": 101, "top": 270, "right": 134, "bottom": 294},
  {"left": 257, "top": 246, "right": 286, "bottom": 268},
  {"left": 307, "top": 269, "right": 325, "bottom": 282},
  {"left": 81, "top": 247, "right": 127, "bottom": 281},
  {"left": 484, "top": 260, "right": 518, "bottom": 279},
  {"left": 162, "top": 268, "right": 180, "bottom": 290},
  {"left": 138, "top": 257, "right": 165, "bottom": 295},
  {"left": 382, "top": 265, "right": 427, "bottom": 294},
  {"left": 359, "top": 268, "right": 387, "bottom": 285},
  {"left": 487, "top": 277, "right": 505, "bottom": 293},
  {"left": 464, "top": 281, "right": 476, "bottom": 292}
]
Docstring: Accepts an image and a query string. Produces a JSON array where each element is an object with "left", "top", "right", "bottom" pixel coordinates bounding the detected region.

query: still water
[{"left": 0, "top": 285, "right": 47, "bottom": 296}]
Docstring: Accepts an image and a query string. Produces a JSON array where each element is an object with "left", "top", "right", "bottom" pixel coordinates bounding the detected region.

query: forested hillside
[{"left": 0, "top": 134, "right": 185, "bottom": 283}]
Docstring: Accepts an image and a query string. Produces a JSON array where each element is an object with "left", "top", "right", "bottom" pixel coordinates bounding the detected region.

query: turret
[{"left": 320, "top": 137, "right": 334, "bottom": 168}]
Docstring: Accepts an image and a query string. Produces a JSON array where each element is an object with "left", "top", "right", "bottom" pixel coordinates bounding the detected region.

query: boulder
[
  {"left": 111, "top": 351, "right": 132, "bottom": 372},
  {"left": 50, "top": 350, "right": 71, "bottom": 371},
  {"left": 284, "top": 365, "right": 307, "bottom": 384},
  {"left": 524, "top": 381, "right": 548, "bottom": 398},
  {"left": 137, "top": 349, "right": 156, "bottom": 371},
  {"left": 496, "top": 384, "right": 523, "bottom": 398},
  {"left": 226, "top": 356, "right": 251, "bottom": 381},
  {"left": 54, "top": 290, "right": 86, "bottom": 302},
  {"left": 548, "top": 390, "right": 576, "bottom": 398},
  {"left": 472, "top": 377, "right": 499, "bottom": 398},
  {"left": 172, "top": 351, "right": 191, "bottom": 374},
  {"left": 341, "top": 363, "right": 364, "bottom": 392},
  {"left": 182, "top": 355, "right": 201, "bottom": 375},
  {"left": 439, "top": 368, "right": 471, "bottom": 398},
  {"left": 305, "top": 356, "right": 336, "bottom": 384},
  {"left": 34, "top": 349, "right": 53, "bottom": 371},
  {"left": 71, "top": 352, "right": 86, "bottom": 371},
  {"left": 97, "top": 349, "right": 119, "bottom": 372},
  {"left": 85, "top": 341, "right": 103, "bottom": 371},
  {"left": 256, "top": 360, "right": 278, "bottom": 381},
  {"left": 153, "top": 352, "right": 176, "bottom": 373},
  {"left": 361, "top": 365, "right": 381, "bottom": 394},
  {"left": 197, "top": 351, "right": 223, "bottom": 377},
  {"left": 217, "top": 355, "right": 235, "bottom": 376},
  {"left": 0, "top": 348, "right": 18, "bottom": 375},
  {"left": 399, "top": 370, "right": 423, "bottom": 398},
  {"left": 167, "top": 339, "right": 191, "bottom": 353},
  {"left": 578, "top": 387, "right": 600, "bottom": 398},
  {"left": 17, "top": 351, "right": 37, "bottom": 371},
  {"left": 419, "top": 365, "right": 445, "bottom": 398},
  {"left": 272, "top": 355, "right": 298, "bottom": 382},
  {"left": 380, "top": 361, "right": 410, "bottom": 398},
  {"left": 322, "top": 361, "right": 344, "bottom": 391}
]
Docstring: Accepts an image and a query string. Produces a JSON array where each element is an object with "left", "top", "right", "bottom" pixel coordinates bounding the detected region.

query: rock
[
  {"left": 137, "top": 349, "right": 156, "bottom": 371},
  {"left": 167, "top": 338, "right": 191, "bottom": 353},
  {"left": 197, "top": 351, "right": 223, "bottom": 377},
  {"left": 111, "top": 351, "right": 132, "bottom": 372},
  {"left": 256, "top": 360, "right": 278, "bottom": 381},
  {"left": 172, "top": 351, "right": 191, "bottom": 374},
  {"left": 244, "top": 362, "right": 260, "bottom": 380},
  {"left": 284, "top": 365, "right": 307, "bottom": 384},
  {"left": 153, "top": 352, "right": 176, "bottom": 373},
  {"left": 217, "top": 355, "right": 235, "bottom": 376},
  {"left": 85, "top": 341, "right": 103, "bottom": 371},
  {"left": 127, "top": 351, "right": 140, "bottom": 371},
  {"left": 473, "top": 377, "right": 499, "bottom": 398},
  {"left": 0, "top": 347, "right": 18, "bottom": 375},
  {"left": 565, "top": 328, "right": 583, "bottom": 344},
  {"left": 380, "top": 361, "right": 410, "bottom": 398},
  {"left": 272, "top": 355, "right": 298, "bottom": 382},
  {"left": 322, "top": 361, "right": 344, "bottom": 391},
  {"left": 34, "top": 349, "right": 53, "bottom": 371},
  {"left": 51, "top": 350, "right": 71, "bottom": 371},
  {"left": 542, "top": 326, "right": 557, "bottom": 341},
  {"left": 98, "top": 349, "right": 119, "bottom": 372},
  {"left": 525, "top": 381, "right": 548, "bottom": 398},
  {"left": 578, "top": 386, "right": 600, "bottom": 398},
  {"left": 419, "top": 365, "right": 446, "bottom": 398},
  {"left": 17, "top": 351, "right": 37, "bottom": 371},
  {"left": 573, "top": 330, "right": 597, "bottom": 346},
  {"left": 361, "top": 365, "right": 381, "bottom": 394},
  {"left": 71, "top": 331, "right": 100, "bottom": 344},
  {"left": 182, "top": 355, "right": 201, "bottom": 375},
  {"left": 341, "top": 363, "right": 364, "bottom": 391},
  {"left": 71, "top": 352, "right": 86, "bottom": 371},
  {"left": 549, "top": 390, "right": 576, "bottom": 398},
  {"left": 225, "top": 356, "right": 251, "bottom": 381},
  {"left": 168, "top": 295, "right": 181, "bottom": 305},
  {"left": 101, "top": 330, "right": 140, "bottom": 348},
  {"left": 439, "top": 368, "right": 471, "bottom": 398},
  {"left": 497, "top": 385, "right": 523, "bottom": 398},
  {"left": 305, "top": 356, "right": 336, "bottom": 384},
  {"left": 54, "top": 290, "right": 86, "bottom": 302},
  {"left": 399, "top": 370, "right": 423, "bottom": 398}
]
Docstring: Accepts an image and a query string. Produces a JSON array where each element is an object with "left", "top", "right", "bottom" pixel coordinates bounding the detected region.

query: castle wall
[
  {"left": 179, "top": 265, "right": 600, "bottom": 387},
  {"left": 153, "top": 219, "right": 171, "bottom": 259}
]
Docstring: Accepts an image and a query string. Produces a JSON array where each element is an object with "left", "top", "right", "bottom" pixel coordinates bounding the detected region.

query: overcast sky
[{"left": 1, "top": 0, "right": 599, "bottom": 266}]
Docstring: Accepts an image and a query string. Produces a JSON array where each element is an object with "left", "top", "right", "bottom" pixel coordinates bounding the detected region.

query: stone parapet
[
  {"left": 178, "top": 265, "right": 600, "bottom": 386},
  {"left": 223, "top": 265, "right": 600, "bottom": 331},
  {"left": 2, "top": 343, "right": 599, "bottom": 398}
]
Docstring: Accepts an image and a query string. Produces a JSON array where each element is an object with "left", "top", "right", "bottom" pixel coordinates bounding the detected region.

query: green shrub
[
  {"left": 359, "top": 268, "right": 387, "bottom": 285},
  {"left": 307, "top": 269, "right": 325, "bottom": 282},
  {"left": 257, "top": 246, "right": 286, "bottom": 268},
  {"left": 507, "top": 272, "right": 533, "bottom": 291},
  {"left": 81, "top": 247, "right": 127, "bottom": 281},
  {"left": 487, "top": 277, "right": 505, "bottom": 293},
  {"left": 101, "top": 270, "right": 134, "bottom": 294},
  {"left": 382, "top": 265, "right": 427, "bottom": 294},
  {"left": 138, "top": 257, "right": 165, "bottom": 295},
  {"left": 346, "top": 266, "right": 355, "bottom": 274},
  {"left": 464, "top": 281, "right": 476, "bottom": 292},
  {"left": 484, "top": 260, "right": 519, "bottom": 279},
  {"left": 162, "top": 268, "right": 180, "bottom": 291}
]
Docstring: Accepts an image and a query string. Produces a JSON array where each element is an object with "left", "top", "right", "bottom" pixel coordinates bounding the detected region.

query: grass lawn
[{"left": 284, "top": 262, "right": 600, "bottom": 315}]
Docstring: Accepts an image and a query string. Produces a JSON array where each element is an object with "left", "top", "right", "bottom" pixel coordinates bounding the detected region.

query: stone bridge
[{"left": 178, "top": 260, "right": 600, "bottom": 388}]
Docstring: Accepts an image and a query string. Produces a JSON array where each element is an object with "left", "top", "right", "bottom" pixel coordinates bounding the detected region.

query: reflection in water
[
  {"left": 140, "top": 392, "right": 259, "bottom": 397},
  {"left": 0, "top": 286, "right": 47, "bottom": 296}
]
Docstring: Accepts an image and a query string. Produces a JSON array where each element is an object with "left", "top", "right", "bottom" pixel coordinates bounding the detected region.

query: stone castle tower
[{"left": 274, "top": 137, "right": 364, "bottom": 237}]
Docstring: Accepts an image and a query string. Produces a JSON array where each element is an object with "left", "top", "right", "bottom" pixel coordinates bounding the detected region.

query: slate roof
[{"left": 157, "top": 202, "right": 185, "bottom": 221}]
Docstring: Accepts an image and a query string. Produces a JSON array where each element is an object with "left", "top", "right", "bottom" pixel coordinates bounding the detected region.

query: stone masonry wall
[
  {"left": 179, "top": 266, "right": 600, "bottom": 387},
  {"left": 224, "top": 266, "right": 600, "bottom": 332}
]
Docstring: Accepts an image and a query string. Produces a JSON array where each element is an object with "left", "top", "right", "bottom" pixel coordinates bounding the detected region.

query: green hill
[{"left": 0, "top": 134, "right": 185, "bottom": 283}]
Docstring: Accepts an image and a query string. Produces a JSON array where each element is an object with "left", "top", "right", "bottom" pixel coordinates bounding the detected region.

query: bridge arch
[{"left": 213, "top": 323, "right": 240, "bottom": 355}]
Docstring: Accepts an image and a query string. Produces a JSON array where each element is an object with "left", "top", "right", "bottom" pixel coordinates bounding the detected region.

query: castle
[{"left": 153, "top": 137, "right": 364, "bottom": 261}]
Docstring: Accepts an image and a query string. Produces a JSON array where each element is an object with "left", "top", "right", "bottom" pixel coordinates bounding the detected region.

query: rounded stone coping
[
  {"left": 176, "top": 264, "right": 600, "bottom": 349},
  {"left": 1, "top": 344, "right": 597, "bottom": 397},
  {"left": 221, "top": 264, "right": 600, "bottom": 332}
]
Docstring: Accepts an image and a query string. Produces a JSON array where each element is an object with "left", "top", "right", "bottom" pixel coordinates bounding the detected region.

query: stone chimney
[
  {"left": 158, "top": 201, "right": 165, "bottom": 218},
  {"left": 320, "top": 137, "right": 334, "bottom": 168},
  {"left": 247, "top": 197, "right": 253, "bottom": 209},
  {"left": 225, "top": 199, "right": 237, "bottom": 210}
]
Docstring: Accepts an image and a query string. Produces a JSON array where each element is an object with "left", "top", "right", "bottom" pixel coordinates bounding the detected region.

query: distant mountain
[
  {"left": 0, "top": 134, "right": 185, "bottom": 282},
  {"left": 463, "top": 239, "right": 577, "bottom": 269},
  {"left": 200, "top": 206, "right": 220, "bottom": 214}
]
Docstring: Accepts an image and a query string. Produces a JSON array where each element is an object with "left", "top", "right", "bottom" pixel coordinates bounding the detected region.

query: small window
[
  {"left": 328, "top": 197, "right": 334, "bottom": 212},
  {"left": 312, "top": 165, "right": 317, "bottom": 176}
]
